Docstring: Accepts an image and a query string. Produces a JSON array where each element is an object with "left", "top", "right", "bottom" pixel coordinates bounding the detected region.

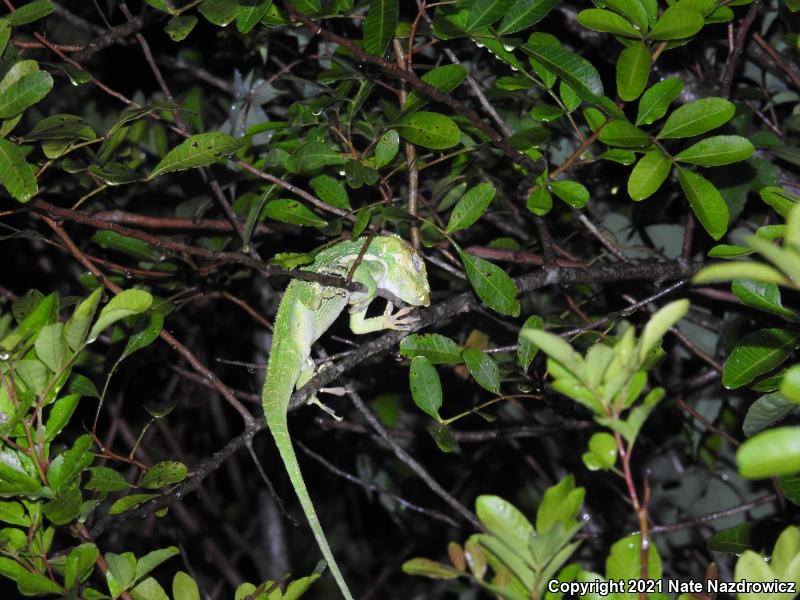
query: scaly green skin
[{"left": 261, "top": 236, "right": 430, "bottom": 599}]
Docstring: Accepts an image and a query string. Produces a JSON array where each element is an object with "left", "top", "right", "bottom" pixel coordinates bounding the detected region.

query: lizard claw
[
  {"left": 385, "top": 305, "right": 419, "bottom": 330},
  {"left": 307, "top": 395, "right": 343, "bottom": 421},
  {"left": 320, "top": 386, "right": 347, "bottom": 396}
]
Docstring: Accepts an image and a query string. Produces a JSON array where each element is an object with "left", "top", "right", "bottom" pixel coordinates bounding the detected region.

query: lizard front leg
[{"left": 349, "top": 300, "right": 419, "bottom": 333}]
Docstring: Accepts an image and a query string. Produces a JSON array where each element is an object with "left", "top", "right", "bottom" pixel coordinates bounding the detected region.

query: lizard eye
[{"left": 412, "top": 253, "right": 423, "bottom": 272}]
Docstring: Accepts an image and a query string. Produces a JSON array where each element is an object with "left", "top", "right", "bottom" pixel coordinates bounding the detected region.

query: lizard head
[{"left": 371, "top": 235, "right": 431, "bottom": 307}]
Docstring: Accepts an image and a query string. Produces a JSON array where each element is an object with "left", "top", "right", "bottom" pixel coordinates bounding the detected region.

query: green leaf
[
  {"left": 463, "top": 349, "right": 501, "bottom": 394},
  {"left": 399, "top": 333, "right": 463, "bottom": 364},
  {"left": 285, "top": 141, "right": 347, "bottom": 173},
  {"left": 149, "top": 133, "right": 241, "bottom": 178},
  {"left": 616, "top": 42, "right": 651, "bottom": 101},
  {"left": 782, "top": 365, "right": 800, "bottom": 404},
  {"left": 235, "top": 0, "right": 270, "bottom": 33},
  {"left": 780, "top": 472, "right": 800, "bottom": 508},
  {"left": 0, "top": 139, "right": 37, "bottom": 202},
  {"left": 464, "top": 0, "right": 515, "bottom": 31},
  {"left": 0, "top": 449, "right": 41, "bottom": 494},
  {"left": 627, "top": 148, "right": 671, "bottom": 200},
  {"left": 658, "top": 97, "right": 735, "bottom": 139},
  {"left": 524, "top": 331, "right": 585, "bottom": 380},
  {"left": 602, "top": 0, "right": 650, "bottom": 30},
  {"left": 735, "top": 551, "right": 778, "bottom": 598},
  {"left": 0, "top": 70, "right": 52, "bottom": 118},
  {"left": 458, "top": 250, "right": 520, "bottom": 316},
  {"left": 263, "top": 199, "right": 327, "bottom": 227},
  {"left": 638, "top": 299, "right": 689, "bottom": 362},
  {"left": 48, "top": 434, "right": 93, "bottom": 492},
  {"left": 537, "top": 475, "right": 584, "bottom": 533},
  {"left": 748, "top": 235, "right": 800, "bottom": 282},
  {"left": 106, "top": 552, "right": 137, "bottom": 598},
  {"left": 550, "top": 180, "right": 589, "bottom": 208},
  {"left": 497, "top": 0, "right": 559, "bottom": 34},
  {"left": 45, "top": 393, "right": 80, "bottom": 441},
  {"left": 135, "top": 547, "right": 179, "bottom": 582},
  {"left": 409, "top": 356, "right": 442, "bottom": 420},
  {"left": 7, "top": 1, "right": 53, "bottom": 26},
  {"left": 530, "top": 104, "right": 563, "bottom": 122},
  {"left": 0, "top": 500, "right": 29, "bottom": 527},
  {"left": 693, "top": 261, "right": 792, "bottom": 286},
  {"left": 446, "top": 182, "right": 495, "bottom": 233},
  {"left": 402, "top": 558, "right": 461, "bottom": 579},
  {"left": 88, "top": 289, "right": 154, "bottom": 344},
  {"left": 577, "top": 9, "right": 641, "bottom": 37},
  {"left": 25, "top": 113, "right": 95, "bottom": 141},
  {"left": 708, "top": 522, "right": 765, "bottom": 553},
  {"left": 352, "top": 206, "right": 372, "bottom": 237},
  {"left": 525, "top": 32, "right": 560, "bottom": 88},
  {"left": 16, "top": 359, "right": 49, "bottom": 395},
  {"left": 43, "top": 484, "right": 82, "bottom": 525},
  {"left": 292, "top": 0, "right": 320, "bottom": 13},
  {"left": 760, "top": 186, "right": 798, "bottom": 219},
  {"left": 676, "top": 168, "right": 729, "bottom": 240},
  {"left": 722, "top": 328, "right": 800, "bottom": 389},
  {"left": 737, "top": 426, "right": 800, "bottom": 478},
  {"left": 743, "top": 392, "right": 797, "bottom": 437},
  {"left": 405, "top": 65, "right": 467, "bottom": 114},
  {"left": 91, "top": 230, "right": 160, "bottom": 262},
  {"left": 521, "top": 44, "right": 604, "bottom": 101},
  {"left": 65, "top": 543, "right": 98, "bottom": 590},
  {"left": 173, "top": 572, "right": 200, "bottom": 600},
  {"left": 598, "top": 120, "right": 651, "bottom": 147},
  {"left": 527, "top": 184, "right": 553, "bottom": 216},
  {"left": 582, "top": 432, "right": 618, "bottom": 470},
  {"left": 373, "top": 129, "right": 399, "bottom": 167},
  {"left": 731, "top": 279, "right": 797, "bottom": 321},
  {"left": 105, "top": 101, "right": 183, "bottom": 138},
  {"left": 708, "top": 244, "right": 752, "bottom": 258},
  {"left": 309, "top": 175, "right": 350, "bottom": 210},
  {"left": 648, "top": 6, "right": 704, "bottom": 40},
  {"left": 0, "top": 20, "right": 10, "bottom": 57},
  {"left": 283, "top": 573, "right": 322, "bottom": 600},
  {"left": 475, "top": 495, "right": 535, "bottom": 564},
  {"left": 164, "top": 16, "right": 198, "bottom": 41},
  {"left": 35, "top": 322, "right": 66, "bottom": 372},
  {"left": 198, "top": 0, "right": 239, "bottom": 26},
  {"left": 88, "top": 162, "right": 141, "bottom": 186},
  {"left": 517, "top": 315, "right": 544, "bottom": 370},
  {"left": 85, "top": 466, "right": 131, "bottom": 492},
  {"left": 109, "top": 493, "right": 159, "bottom": 515},
  {"left": 636, "top": 78, "right": 683, "bottom": 126},
  {"left": 396, "top": 111, "right": 460, "bottom": 150},
  {"left": 138, "top": 461, "right": 188, "bottom": 489},
  {"left": 69, "top": 373, "right": 99, "bottom": 398},
  {"left": 132, "top": 577, "right": 170, "bottom": 600},
  {"left": 146, "top": 0, "right": 172, "bottom": 11},
  {"left": 674, "top": 135, "right": 754, "bottom": 166},
  {"left": 363, "top": 0, "right": 398, "bottom": 56},
  {"left": 606, "top": 534, "right": 662, "bottom": 590},
  {"left": 0, "top": 556, "right": 63, "bottom": 595}
]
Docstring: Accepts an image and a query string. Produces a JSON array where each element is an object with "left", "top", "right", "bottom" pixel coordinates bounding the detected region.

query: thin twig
[{"left": 347, "top": 390, "right": 482, "bottom": 530}]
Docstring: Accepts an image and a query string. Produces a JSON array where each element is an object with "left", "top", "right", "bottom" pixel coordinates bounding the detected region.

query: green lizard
[{"left": 261, "top": 235, "right": 430, "bottom": 599}]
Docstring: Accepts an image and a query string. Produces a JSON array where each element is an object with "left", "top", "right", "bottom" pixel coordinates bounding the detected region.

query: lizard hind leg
[{"left": 299, "top": 357, "right": 344, "bottom": 421}]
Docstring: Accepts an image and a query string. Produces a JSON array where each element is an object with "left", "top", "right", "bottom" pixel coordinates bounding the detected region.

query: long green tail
[
  {"left": 269, "top": 423, "right": 354, "bottom": 600},
  {"left": 262, "top": 335, "right": 354, "bottom": 599}
]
